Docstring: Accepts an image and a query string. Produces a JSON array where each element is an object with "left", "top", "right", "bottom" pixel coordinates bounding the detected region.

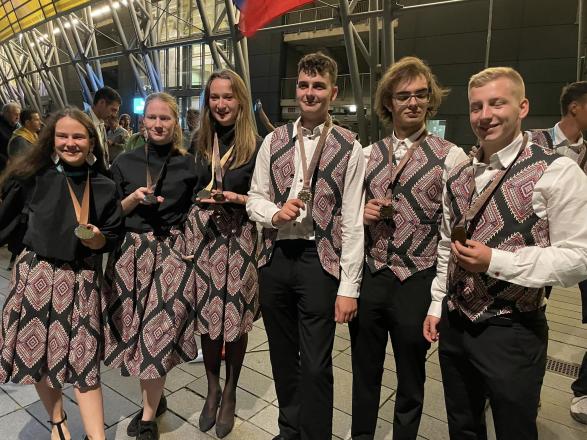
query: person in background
[
  {"left": 7, "top": 108, "right": 41, "bottom": 159},
  {"left": 87, "top": 86, "right": 121, "bottom": 168},
  {"left": 0, "top": 102, "right": 21, "bottom": 171},
  {"left": 125, "top": 116, "right": 147, "bottom": 152},
  {"left": 120, "top": 113, "right": 133, "bottom": 135},
  {"left": 106, "top": 114, "right": 130, "bottom": 163},
  {"left": 183, "top": 108, "right": 200, "bottom": 152},
  {"left": 529, "top": 82, "right": 587, "bottom": 425}
]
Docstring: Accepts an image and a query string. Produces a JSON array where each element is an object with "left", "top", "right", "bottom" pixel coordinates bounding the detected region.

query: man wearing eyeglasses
[{"left": 351, "top": 56, "right": 466, "bottom": 440}]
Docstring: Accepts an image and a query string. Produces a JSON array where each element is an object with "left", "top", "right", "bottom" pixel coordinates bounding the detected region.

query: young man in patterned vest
[
  {"left": 530, "top": 81, "right": 587, "bottom": 426},
  {"left": 351, "top": 56, "right": 466, "bottom": 440},
  {"left": 423, "top": 67, "right": 587, "bottom": 439},
  {"left": 530, "top": 81, "right": 587, "bottom": 174},
  {"left": 247, "top": 52, "right": 365, "bottom": 440}
]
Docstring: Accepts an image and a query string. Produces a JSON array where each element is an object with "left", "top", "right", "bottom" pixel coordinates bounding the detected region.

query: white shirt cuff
[
  {"left": 261, "top": 206, "right": 281, "bottom": 229},
  {"left": 427, "top": 299, "right": 443, "bottom": 318},
  {"left": 337, "top": 280, "right": 360, "bottom": 298},
  {"left": 486, "top": 248, "right": 514, "bottom": 280}
]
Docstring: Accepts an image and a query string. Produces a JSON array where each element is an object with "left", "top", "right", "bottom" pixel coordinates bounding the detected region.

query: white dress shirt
[
  {"left": 429, "top": 132, "right": 587, "bottom": 318},
  {"left": 362, "top": 127, "right": 468, "bottom": 190},
  {"left": 551, "top": 122, "right": 584, "bottom": 161},
  {"left": 247, "top": 117, "right": 366, "bottom": 298}
]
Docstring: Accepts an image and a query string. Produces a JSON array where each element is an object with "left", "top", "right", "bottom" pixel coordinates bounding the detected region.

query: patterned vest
[
  {"left": 530, "top": 128, "right": 587, "bottom": 174},
  {"left": 364, "top": 134, "right": 455, "bottom": 281},
  {"left": 446, "top": 142, "right": 558, "bottom": 322},
  {"left": 257, "top": 122, "right": 356, "bottom": 279}
]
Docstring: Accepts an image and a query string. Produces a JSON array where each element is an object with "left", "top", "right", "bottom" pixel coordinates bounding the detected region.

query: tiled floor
[{"left": 0, "top": 246, "right": 585, "bottom": 439}]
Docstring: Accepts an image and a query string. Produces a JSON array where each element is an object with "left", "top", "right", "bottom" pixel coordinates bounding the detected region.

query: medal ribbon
[
  {"left": 455, "top": 133, "right": 529, "bottom": 233},
  {"left": 385, "top": 129, "right": 427, "bottom": 199},
  {"left": 65, "top": 171, "right": 90, "bottom": 226},
  {"left": 296, "top": 116, "right": 332, "bottom": 197},
  {"left": 145, "top": 144, "right": 173, "bottom": 193},
  {"left": 210, "top": 133, "right": 235, "bottom": 193}
]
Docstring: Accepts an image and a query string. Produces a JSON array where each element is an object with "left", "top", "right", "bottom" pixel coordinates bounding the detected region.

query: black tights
[{"left": 201, "top": 333, "right": 248, "bottom": 424}]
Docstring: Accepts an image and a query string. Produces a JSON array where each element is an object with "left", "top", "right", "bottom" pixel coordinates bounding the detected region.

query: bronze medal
[
  {"left": 143, "top": 193, "right": 158, "bottom": 205},
  {"left": 380, "top": 204, "right": 393, "bottom": 219},
  {"left": 64, "top": 171, "right": 93, "bottom": 241},
  {"left": 213, "top": 192, "right": 226, "bottom": 202},
  {"left": 451, "top": 226, "right": 467, "bottom": 245},
  {"left": 74, "top": 224, "right": 95, "bottom": 240},
  {"left": 197, "top": 189, "right": 211, "bottom": 199},
  {"left": 297, "top": 189, "right": 312, "bottom": 203}
]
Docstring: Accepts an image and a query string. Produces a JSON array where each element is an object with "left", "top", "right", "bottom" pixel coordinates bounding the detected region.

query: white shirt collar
[
  {"left": 392, "top": 125, "right": 426, "bottom": 148},
  {"left": 292, "top": 116, "right": 328, "bottom": 140},
  {"left": 553, "top": 122, "right": 583, "bottom": 148},
  {"left": 473, "top": 132, "right": 524, "bottom": 170}
]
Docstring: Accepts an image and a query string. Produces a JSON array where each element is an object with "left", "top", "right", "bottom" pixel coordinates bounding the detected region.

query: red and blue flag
[{"left": 235, "top": 0, "right": 314, "bottom": 37}]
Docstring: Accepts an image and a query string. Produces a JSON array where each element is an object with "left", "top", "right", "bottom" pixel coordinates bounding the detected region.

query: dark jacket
[{"left": 0, "top": 115, "right": 17, "bottom": 171}]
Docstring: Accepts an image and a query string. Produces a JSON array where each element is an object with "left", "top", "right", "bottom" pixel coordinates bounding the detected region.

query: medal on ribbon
[
  {"left": 65, "top": 171, "right": 95, "bottom": 240},
  {"left": 296, "top": 117, "right": 332, "bottom": 204}
]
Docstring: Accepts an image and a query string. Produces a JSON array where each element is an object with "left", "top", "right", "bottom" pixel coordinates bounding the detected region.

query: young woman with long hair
[
  {"left": 185, "top": 69, "right": 260, "bottom": 438},
  {"left": 102, "top": 92, "right": 198, "bottom": 440},
  {"left": 0, "top": 107, "right": 122, "bottom": 440}
]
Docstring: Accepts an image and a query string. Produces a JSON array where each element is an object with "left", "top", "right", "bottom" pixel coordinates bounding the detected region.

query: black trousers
[
  {"left": 579, "top": 279, "right": 587, "bottom": 324},
  {"left": 438, "top": 299, "right": 548, "bottom": 440},
  {"left": 349, "top": 266, "right": 435, "bottom": 440},
  {"left": 259, "top": 240, "right": 338, "bottom": 440},
  {"left": 572, "top": 352, "right": 587, "bottom": 397}
]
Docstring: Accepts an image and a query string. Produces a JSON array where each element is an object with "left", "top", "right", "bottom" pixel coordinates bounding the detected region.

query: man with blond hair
[
  {"left": 423, "top": 67, "right": 587, "bottom": 438},
  {"left": 352, "top": 56, "right": 466, "bottom": 440}
]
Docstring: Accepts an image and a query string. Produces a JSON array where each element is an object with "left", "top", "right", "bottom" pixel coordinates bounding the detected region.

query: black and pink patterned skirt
[
  {"left": 185, "top": 205, "right": 259, "bottom": 343},
  {"left": 0, "top": 250, "right": 104, "bottom": 389},
  {"left": 102, "top": 230, "right": 197, "bottom": 379}
]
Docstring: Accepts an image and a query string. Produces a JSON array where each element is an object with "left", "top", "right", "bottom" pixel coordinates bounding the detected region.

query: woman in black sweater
[
  {"left": 0, "top": 107, "right": 122, "bottom": 440},
  {"left": 103, "top": 92, "right": 197, "bottom": 440},
  {"left": 185, "top": 69, "right": 260, "bottom": 438}
]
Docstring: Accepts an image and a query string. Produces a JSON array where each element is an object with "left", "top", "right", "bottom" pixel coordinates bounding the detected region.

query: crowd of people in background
[{"left": 0, "top": 51, "right": 585, "bottom": 440}]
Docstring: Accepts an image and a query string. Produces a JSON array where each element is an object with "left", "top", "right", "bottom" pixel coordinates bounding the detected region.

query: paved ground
[{"left": 0, "top": 246, "right": 585, "bottom": 439}]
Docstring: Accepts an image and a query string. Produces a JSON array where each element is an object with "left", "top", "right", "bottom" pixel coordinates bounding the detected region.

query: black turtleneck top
[
  {"left": 0, "top": 162, "right": 122, "bottom": 262},
  {"left": 193, "top": 124, "right": 260, "bottom": 196},
  {"left": 110, "top": 141, "right": 197, "bottom": 234}
]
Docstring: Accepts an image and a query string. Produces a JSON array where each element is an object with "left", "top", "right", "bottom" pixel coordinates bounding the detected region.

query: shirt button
[
  {"left": 299, "top": 179, "right": 303, "bottom": 182},
  {"left": 290, "top": 174, "right": 294, "bottom": 178},
  {"left": 293, "top": 223, "right": 297, "bottom": 227}
]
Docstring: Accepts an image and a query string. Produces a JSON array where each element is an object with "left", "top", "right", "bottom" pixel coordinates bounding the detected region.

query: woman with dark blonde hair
[
  {"left": 0, "top": 107, "right": 122, "bottom": 440},
  {"left": 185, "top": 69, "right": 261, "bottom": 438},
  {"left": 103, "top": 92, "right": 198, "bottom": 440}
]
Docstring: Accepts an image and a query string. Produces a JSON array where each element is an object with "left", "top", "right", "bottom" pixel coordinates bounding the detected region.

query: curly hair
[
  {"left": 297, "top": 52, "right": 338, "bottom": 84},
  {"left": 375, "top": 56, "right": 449, "bottom": 126}
]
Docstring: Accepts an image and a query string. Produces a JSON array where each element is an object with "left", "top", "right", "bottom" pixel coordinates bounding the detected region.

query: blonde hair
[
  {"left": 143, "top": 92, "right": 184, "bottom": 153},
  {"left": 468, "top": 67, "right": 526, "bottom": 101},
  {"left": 375, "top": 56, "right": 448, "bottom": 126},
  {"left": 196, "top": 69, "right": 258, "bottom": 168}
]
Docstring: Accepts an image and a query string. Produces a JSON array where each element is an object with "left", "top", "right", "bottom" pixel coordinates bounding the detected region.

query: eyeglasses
[{"left": 392, "top": 89, "right": 431, "bottom": 104}]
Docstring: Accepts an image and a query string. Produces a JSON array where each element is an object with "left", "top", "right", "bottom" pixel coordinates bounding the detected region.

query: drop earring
[{"left": 86, "top": 150, "right": 96, "bottom": 165}]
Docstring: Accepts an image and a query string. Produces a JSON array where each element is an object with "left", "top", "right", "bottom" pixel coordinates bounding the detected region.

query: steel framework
[{"left": 0, "top": 0, "right": 583, "bottom": 144}]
